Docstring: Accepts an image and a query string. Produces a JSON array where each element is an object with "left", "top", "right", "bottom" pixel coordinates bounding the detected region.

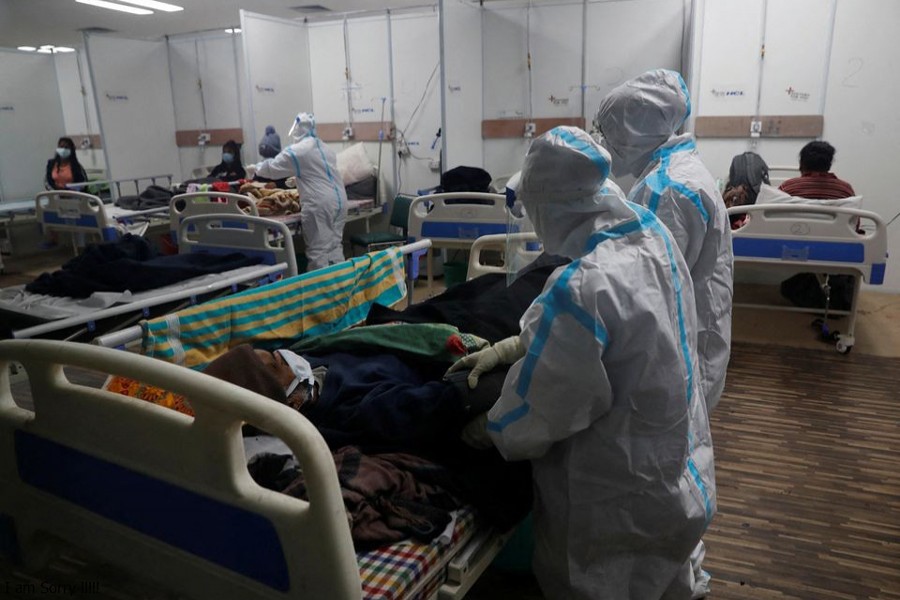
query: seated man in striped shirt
[{"left": 779, "top": 141, "right": 855, "bottom": 199}]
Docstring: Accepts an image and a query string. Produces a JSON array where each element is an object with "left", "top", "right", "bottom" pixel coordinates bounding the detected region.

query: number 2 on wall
[{"left": 842, "top": 57, "right": 863, "bottom": 88}]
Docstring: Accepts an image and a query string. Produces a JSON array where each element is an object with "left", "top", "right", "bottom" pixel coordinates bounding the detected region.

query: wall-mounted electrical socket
[
  {"left": 79, "top": 137, "right": 92, "bottom": 149},
  {"left": 749, "top": 120, "right": 762, "bottom": 138},
  {"left": 342, "top": 127, "right": 354, "bottom": 141},
  {"left": 397, "top": 140, "right": 410, "bottom": 157},
  {"left": 524, "top": 122, "right": 537, "bottom": 138},
  {"left": 198, "top": 132, "right": 211, "bottom": 145},
  {"left": 428, "top": 159, "right": 441, "bottom": 172}
]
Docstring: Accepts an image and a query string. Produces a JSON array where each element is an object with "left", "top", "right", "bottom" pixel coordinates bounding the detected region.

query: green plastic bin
[
  {"left": 443, "top": 261, "right": 467, "bottom": 289},
  {"left": 492, "top": 513, "right": 534, "bottom": 572}
]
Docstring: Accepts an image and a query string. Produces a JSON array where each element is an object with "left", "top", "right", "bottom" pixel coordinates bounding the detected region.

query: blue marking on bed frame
[
  {"left": 420, "top": 221, "right": 509, "bottom": 240},
  {"left": 733, "top": 238, "right": 865, "bottom": 263},
  {"left": 14, "top": 430, "right": 290, "bottom": 591},
  {"left": 870, "top": 263, "right": 886, "bottom": 285},
  {"left": 42, "top": 211, "right": 100, "bottom": 228}
]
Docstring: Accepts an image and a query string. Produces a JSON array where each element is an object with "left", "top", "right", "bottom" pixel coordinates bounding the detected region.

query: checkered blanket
[{"left": 358, "top": 508, "right": 476, "bottom": 600}]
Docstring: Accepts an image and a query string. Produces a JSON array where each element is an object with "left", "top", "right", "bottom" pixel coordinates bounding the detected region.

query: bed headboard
[
  {"left": 0, "top": 340, "right": 361, "bottom": 599},
  {"left": 35, "top": 190, "right": 117, "bottom": 242},
  {"left": 170, "top": 192, "right": 259, "bottom": 235},
  {"left": 178, "top": 214, "right": 299, "bottom": 278},
  {"left": 407, "top": 192, "right": 531, "bottom": 246},
  {"left": 728, "top": 204, "right": 888, "bottom": 284}
]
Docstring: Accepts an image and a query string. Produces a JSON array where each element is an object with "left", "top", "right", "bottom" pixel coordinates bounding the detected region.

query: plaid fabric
[
  {"left": 140, "top": 248, "right": 406, "bottom": 369},
  {"left": 358, "top": 508, "right": 476, "bottom": 600}
]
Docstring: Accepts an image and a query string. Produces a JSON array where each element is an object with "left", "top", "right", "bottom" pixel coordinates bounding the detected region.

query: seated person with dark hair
[
  {"left": 779, "top": 140, "right": 855, "bottom": 199},
  {"left": 209, "top": 140, "right": 246, "bottom": 181}
]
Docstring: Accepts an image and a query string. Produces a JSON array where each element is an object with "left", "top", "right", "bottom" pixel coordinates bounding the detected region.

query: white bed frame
[
  {"left": 6, "top": 214, "right": 297, "bottom": 341},
  {"left": 36, "top": 190, "right": 168, "bottom": 251},
  {"left": 170, "top": 191, "right": 260, "bottom": 236},
  {"left": 728, "top": 204, "right": 887, "bottom": 353},
  {"left": 466, "top": 232, "right": 543, "bottom": 281},
  {"left": 407, "top": 193, "right": 532, "bottom": 292}
]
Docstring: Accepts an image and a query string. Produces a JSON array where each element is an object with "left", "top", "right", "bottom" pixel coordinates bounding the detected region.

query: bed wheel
[{"left": 836, "top": 340, "right": 852, "bottom": 354}]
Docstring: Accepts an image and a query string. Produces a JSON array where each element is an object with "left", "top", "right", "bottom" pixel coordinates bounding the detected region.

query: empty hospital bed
[
  {"left": 728, "top": 203, "right": 888, "bottom": 353},
  {"left": 2, "top": 213, "right": 297, "bottom": 342},
  {"left": 407, "top": 192, "right": 532, "bottom": 292},
  {"left": 0, "top": 239, "right": 520, "bottom": 599}
]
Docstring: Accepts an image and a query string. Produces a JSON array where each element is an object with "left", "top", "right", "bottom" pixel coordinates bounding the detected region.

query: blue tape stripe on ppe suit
[
  {"left": 637, "top": 139, "right": 709, "bottom": 223},
  {"left": 669, "top": 69, "right": 692, "bottom": 128},
  {"left": 627, "top": 201, "right": 712, "bottom": 521},
  {"left": 555, "top": 128, "right": 611, "bottom": 180},
  {"left": 313, "top": 138, "right": 344, "bottom": 217},
  {"left": 286, "top": 147, "right": 302, "bottom": 178}
]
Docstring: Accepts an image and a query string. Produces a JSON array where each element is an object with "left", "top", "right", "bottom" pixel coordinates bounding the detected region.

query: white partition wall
[
  {"left": 84, "top": 34, "right": 181, "bottom": 184},
  {"left": 54, "top": 51, "right": 105, "bottom": 174},
  {"left": 240, "top": 11, "right": 312, "bottom": 163},
  {"left": 168, "top": 32, "right": 244, "bottom": 176},
  {"left": 0, "top": 49, "right": 66, "bottom": 202},
  {"left": 391, "top": 10, "right": 442, "bottom": 194},
  {"left": 448, "top": 0, "right": 689, "bottom": 181},
  {"left": 692, "top": 0, "right": 835, "bottom": 182}
]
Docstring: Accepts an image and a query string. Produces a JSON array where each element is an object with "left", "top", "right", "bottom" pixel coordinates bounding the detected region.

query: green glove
[{"left": 445, "top": 335, "right": 525, "bottom": 390}]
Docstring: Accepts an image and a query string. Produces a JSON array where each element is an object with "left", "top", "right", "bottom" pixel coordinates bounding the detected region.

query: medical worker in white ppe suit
[
  {"left": 449, "top": 126, "right": 715, "bottom": 600},
  {"left": 595, "top": 71, "right": 732, "bottom": 598},
  {"left": 248, "top": 113, "right": 347, "bottom": 271},
  {"left": 594, "top": 69, "right": 733, "bottom": 416}
]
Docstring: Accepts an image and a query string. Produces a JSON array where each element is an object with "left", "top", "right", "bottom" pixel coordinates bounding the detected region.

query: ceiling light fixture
[
  {"left": 75, "top": 0, "right": 153, "bottom": 15},
  {"left": 224, "top": 28, "right": 241, "bottom": 34},
  {"left": 116, "top": 0, "right": 184, "bottom": 12},
  {"left": 17, "top": 46, "right": 37, "bottom": 52},
  {"left": 37, "top": 49, "right": 53, "bottom": 53},
  {"left": 54, "top": 47, "right": 77, "bottom": 53}
]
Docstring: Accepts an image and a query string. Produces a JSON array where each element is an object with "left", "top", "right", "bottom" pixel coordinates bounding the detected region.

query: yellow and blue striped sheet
[{"left": 141, "top": 248, "right": 406, "bottom": 369}]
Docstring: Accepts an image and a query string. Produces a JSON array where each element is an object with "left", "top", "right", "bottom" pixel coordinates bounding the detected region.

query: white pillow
[
  {"left": 756, "top": 183, "right": 862, "bottom": 209},
  {"left": 336, "top": 143, "right": 376, "bottom": 186}
]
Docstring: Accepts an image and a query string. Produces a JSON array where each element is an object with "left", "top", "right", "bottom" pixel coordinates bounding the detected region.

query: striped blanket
[{"left": 141, "top": 248, "right": 407, "bottom": 369}]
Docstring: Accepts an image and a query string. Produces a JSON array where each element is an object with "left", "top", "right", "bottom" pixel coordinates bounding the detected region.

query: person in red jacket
[{"left": 779, "top": 141, "right": 855, "bottom": 199}]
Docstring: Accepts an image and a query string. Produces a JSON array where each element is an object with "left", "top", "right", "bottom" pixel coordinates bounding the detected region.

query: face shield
[
  {"left": 288, "top": 112, "right": 316, "bottom": 142},
  {"left": 504, "top": 171, "right": 542, "bottom": 285}
]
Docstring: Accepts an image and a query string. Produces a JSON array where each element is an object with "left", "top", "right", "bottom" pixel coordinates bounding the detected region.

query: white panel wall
[
  {"left": 85, "top": 35, "right": 181, "bottom": 183},
  {"left": 0, "top": 50, "right": 66, "bottom": 202},
  {"left": 240, "top": 11, "right": 312, "bottom": 162},
  {"left": 54, "top": 51, "right": 105, "bottom": 173},
  {"left": 477, "top": 0, "right": 686, "bottom": 180},
  {"left": 440, "top": 0, "right": 484, "bottom": 171},
  {"left": 308, "top": 22, "right": 348, "bottom": 124},
  {"left": 392, "top": 11, "right": 442, "bottom": 194},
  {"left": 822, "top": 0, "right": 900, "bottom": 292},
  {"left": 168, "top": 32, "right": 244, "bottom": 176}
]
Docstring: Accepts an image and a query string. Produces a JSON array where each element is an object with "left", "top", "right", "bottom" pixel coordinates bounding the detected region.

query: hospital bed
[
  {"left": 36, "top": 190, "right": 169, "bottom": 251},
  {"left": 2, "top": 213, "right": 297, "bottom": 342},
  {"left": 0, "top": 239, "right": 517, "bottom": 599},
  {"left": 727, "top": 203, "right": 887, "bottom": 353},
  {"left": 67, "top": 173, "right": 173, "bottom": 202},
  {"left": 766, "top": 165, "right": 800, "bottom": 187},
  {"left": 407, "top": 192, "right": 532, "bottom": 292},
  {"left": 466, "top": 232, "right": 543, "bottom": 281}
]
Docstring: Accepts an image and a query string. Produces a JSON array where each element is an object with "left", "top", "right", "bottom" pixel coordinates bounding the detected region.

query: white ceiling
[{"left": 0, "top": 0, "right": 431, "bottom": 49}]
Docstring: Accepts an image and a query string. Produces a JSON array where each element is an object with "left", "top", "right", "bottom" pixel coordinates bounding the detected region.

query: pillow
[
  {"left": 336, "top": 142, "right": 376, "bottom": 186},
  {"left": 756, "top": 183, "right": 863, "bottom": 209}
]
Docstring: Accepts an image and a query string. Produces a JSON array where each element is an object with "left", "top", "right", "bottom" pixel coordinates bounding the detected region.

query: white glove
[
  {"left": 285, "top": 176, "right": 297, "bottom": 189},
  {"left": 245, "top": 163, "right": 258, "bottom": 179},
  {"left": 446, "top": 335, "right": 525, "bottom": 390},
  {"left": 460, "top": 413, "right": 493, "bottom": 449}
]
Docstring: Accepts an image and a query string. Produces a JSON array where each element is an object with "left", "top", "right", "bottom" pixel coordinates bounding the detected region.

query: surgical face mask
[
  {"left": 56, "top": 147, "right": 71, "bottom": 159},
  {"left": 275, "top": 349, "right": 315, "bottom": 397},
  {"left": 222, "top": 152, "right": 234, "bottom": 163}
]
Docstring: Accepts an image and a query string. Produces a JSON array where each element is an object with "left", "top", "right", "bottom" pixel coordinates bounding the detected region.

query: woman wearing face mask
[
  {"left": 45, "top": 137, "right": 88, "bottom": 191},
  {"left": 209, "top": 140, "right": 246, "bottom": 181}
]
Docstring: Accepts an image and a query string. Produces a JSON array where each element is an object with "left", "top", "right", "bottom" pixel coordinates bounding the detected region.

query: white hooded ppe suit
[
  {"left": 487, "top": 126, "right": 715, "bottom": 600},
  {"left": 254, "top": 113, "right": 348, "bottom": 271},
  {"left": 595, "top": 69, "right": 733, "bottom": 413}
]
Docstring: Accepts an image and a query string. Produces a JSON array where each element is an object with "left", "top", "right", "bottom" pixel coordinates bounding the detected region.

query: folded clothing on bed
[
  {"left": 115, "top": 184, "right": 174, "bottom": 210},
  {"left": 25, "top": 234, "right": 262, "bottom": 298}
]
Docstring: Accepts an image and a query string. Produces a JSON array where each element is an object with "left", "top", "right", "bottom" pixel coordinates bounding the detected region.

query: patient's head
[
  {"left": 202, "top": 344, "right": 287, "bottom": 404},
  {"left": 799, "top": 141, "right": 836, "bottom": 174}
]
